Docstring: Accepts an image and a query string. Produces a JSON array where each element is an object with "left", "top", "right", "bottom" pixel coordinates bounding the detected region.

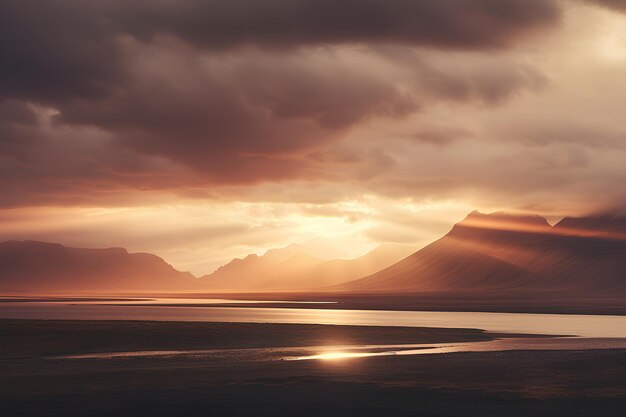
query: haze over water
[{"left": 2, "top": 299, "right": 626, "bottom": 338}]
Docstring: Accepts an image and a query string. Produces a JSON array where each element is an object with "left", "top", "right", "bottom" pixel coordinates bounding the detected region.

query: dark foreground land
[
  {"left": 1, "top": 319, "right": 626, "bottom": 417},
  {"left": 0, "top": 319, "right": 504, "bottom": 358}
]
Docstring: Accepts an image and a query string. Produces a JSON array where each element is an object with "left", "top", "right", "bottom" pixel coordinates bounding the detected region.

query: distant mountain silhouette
[
  {"left": 200, "top": 244, "right": 413, "bottom": 292},
  {"left": 334, "top": 211, "right": 626, "bottom": 294},
  {"left": 555, "top": 214, "right": 626, "bottom": 237},
  {"left": 4, "top": 210, "right": 625, "bottom": 295},
  {"left": 0, "top": 240, "right": 196, "bottom": 293}
]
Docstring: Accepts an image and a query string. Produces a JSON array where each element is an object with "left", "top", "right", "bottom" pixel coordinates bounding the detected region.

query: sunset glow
[
  {"left": 1, "top": 0, "right": 626, "bottom": 277},
  {"left": 2, "top": 2, "right": 626, "bottom": 416},
  {"left": 291, "top": 350, "right": 390, "bottom": 361}
]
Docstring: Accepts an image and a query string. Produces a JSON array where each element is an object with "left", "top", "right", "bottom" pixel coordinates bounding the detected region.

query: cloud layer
[
  {"left": 1, "top": 0, "right": 626, "bottom": 272},
  {"left": 0, "top": 0, "right": 565, "bottom": 207}
]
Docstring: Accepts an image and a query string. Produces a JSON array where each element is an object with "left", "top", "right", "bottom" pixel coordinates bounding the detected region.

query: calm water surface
[
  {"left": 52, "top": 337, "right": 626, "bottom": 362},
  {"left": 2, "top": 298, "right": 626, "bottom": 338}
]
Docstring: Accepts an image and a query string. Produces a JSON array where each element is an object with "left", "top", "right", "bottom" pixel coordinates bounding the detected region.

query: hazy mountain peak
[
  {"left": 462, "top": 210, "right": 550, "bottom": 226},
  {"left": 262, "top": 243, "right": 309, "bottom": 263},
  {"left": 335, "top": 209, "right": 626, "bottom": 294},
  {"left": 201, "top": 241, "right": 412, "bottom": 291},
  {"left": 0, "top": 240, "right": 196, "bottom": 293},
  {"left": 556, "top": 214, "right": 626, "bottom": 232},
  {"left": 449, "top": 211, "right": 551, "bottom": 240},
  {"left": 3, "top": 240, "right": 65, "bottom": 249}
]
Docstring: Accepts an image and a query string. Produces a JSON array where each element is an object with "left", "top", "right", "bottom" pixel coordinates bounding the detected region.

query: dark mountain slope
[
  {"left": 0, "top": 240, "right": 196, "bottom": 292},
  {"left": 335, "top": 211, "right": 626, "bottom": 294}
]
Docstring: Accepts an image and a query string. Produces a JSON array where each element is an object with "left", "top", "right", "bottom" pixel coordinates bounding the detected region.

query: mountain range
[
  {"left": 200, "top": 243, "right": 414, "bottom": 291},
  {"left": 334, "top": 211, "right": 626, "bottom": 294},
  {"left": 1, "top": 211, "right": 625, "bottom": 295},
  {"left": 0, "top": 240, "right": 195, "bottom": 292}
]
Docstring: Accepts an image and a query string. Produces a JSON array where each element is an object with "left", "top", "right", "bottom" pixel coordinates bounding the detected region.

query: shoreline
[
  {"left": 3, "top": 292, "right": 626, "bottom": 316},
  {"left": 0, "top": 318, "right": 527, "bottom": 359}
]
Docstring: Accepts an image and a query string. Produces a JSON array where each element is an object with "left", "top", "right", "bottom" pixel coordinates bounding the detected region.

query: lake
[{"left": 2, "top": 297, "right": 626, "bottom": 338}]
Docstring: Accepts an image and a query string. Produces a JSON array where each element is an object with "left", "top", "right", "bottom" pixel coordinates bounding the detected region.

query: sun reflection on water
[
  {"left": 288, "top": 349, "right": 396, "bottom": 361},
  {"left": 309, "top": 351, "right": 373, "bottom": 360}
]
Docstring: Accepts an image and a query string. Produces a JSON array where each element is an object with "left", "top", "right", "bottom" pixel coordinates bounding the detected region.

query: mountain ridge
[
  {"left": 199, "top": 243, "right": 413, "bottom": 291},
  {"left": 0, "top": 240, "right": 197, "bottom": 293},
  {"left": 2, "top": 210, "right": 625, "bottom": 295},
  {"left": 333, "top": 211, "right": 626, "bottom": 294}
]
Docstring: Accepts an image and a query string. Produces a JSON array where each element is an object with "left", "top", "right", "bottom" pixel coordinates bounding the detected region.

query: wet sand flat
[
  {"left": 0, "top": 319, "right": 514, "bottom": 358},
  {"left": 1, "top": 319, "right": 626, "bottom": 416}
]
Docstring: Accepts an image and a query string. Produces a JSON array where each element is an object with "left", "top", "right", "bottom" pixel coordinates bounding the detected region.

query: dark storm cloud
[
  {"left": 0, "top": 2, "right": 123, "bottom": 101},
  {"left": 0, "top": 0, "right": 561, "bottom": 101},
  {"left": 43, "top": 45, "right": 547, "bottom": 182},
  {"left": 109, "top": 0, "right": 560, "bottom": 50},
  {"left": 49, "top": 45, "right": 419, "bottom": 181},
  {"left": 0, "top": 0, "right": 562, "bottom": 206},
  {"left": 586, "top": 0, "right": 626, "bottom": 12},
  {"left": 0, "top": 0, "right": 562, "bottom": 110}
]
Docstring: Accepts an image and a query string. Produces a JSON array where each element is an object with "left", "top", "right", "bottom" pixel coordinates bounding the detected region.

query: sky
[{"left": 2, "top": 0, "right": 626, "bottom": 275}]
